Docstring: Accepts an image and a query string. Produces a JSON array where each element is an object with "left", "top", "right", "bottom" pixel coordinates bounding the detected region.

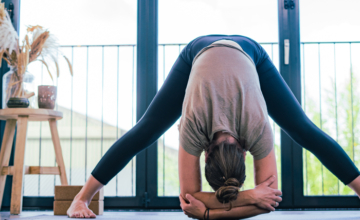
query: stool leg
[
  {"left": 10, "top": 117, "right": 28, "bottom": 215},
  {"left": 49, "top": 119, "right": 68, "bottom": 185},
  {"left": 0, "top": 119, "right": 16, "bottom": 210}
]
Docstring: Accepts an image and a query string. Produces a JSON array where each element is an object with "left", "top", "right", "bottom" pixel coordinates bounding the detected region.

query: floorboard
[{"left": 1, "top": 210, "right": 360, "bottom": 219}]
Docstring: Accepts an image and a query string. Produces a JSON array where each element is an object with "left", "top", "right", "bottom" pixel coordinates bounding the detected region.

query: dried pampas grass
[
  {"left": 0, "top": 3, "right": 5, "bottom": 20},
  {"left": 0, "top": 11, "right": 74, "bottom": 101},
  {"left": 31, "top": 27, "right": 59, "bottom": 58},
  {"left": 26, "top": 25, "right": 73, "bottom": 79},
  {"left": 63, "top": 55, "right": 73, "bottom": 76},
  {"left": 37, "top": 59, "right": 53, "bottom": 81},
  {"left": 0, "top": 6, "right": 19, "bottom": 68},
  {"left": 29, "top": 31, "right": 49, "bottom": 63}
]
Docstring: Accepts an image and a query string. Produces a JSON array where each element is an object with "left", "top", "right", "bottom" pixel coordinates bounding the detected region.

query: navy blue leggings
[{"left": 91, "top": 35, "right": 359, "bottom": 186}]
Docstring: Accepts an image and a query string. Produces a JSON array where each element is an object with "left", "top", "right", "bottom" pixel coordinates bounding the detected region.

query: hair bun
[
  {"left": 224, "top": 178, "right": 241, "bottom": 187},
  {"left": 215, "top": 178, "right": 240, "bottom": 205}
]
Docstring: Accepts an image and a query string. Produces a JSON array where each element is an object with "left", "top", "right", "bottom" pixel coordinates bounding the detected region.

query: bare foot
[{"left": 67, "top": 198, "right": 96, "bottom": 218}]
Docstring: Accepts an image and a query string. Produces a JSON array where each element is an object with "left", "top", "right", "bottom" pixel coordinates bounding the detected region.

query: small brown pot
[{"left": 38, "top": 85, "right": 57, "bottom": 109}]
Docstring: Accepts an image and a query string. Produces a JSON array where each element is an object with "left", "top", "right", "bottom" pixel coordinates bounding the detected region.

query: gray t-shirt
[{"left": 179, "top": 40, "right": 273, "bottom": 160}]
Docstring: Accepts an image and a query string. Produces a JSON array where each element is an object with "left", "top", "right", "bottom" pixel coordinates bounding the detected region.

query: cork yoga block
[
  {"left": 54, "top": 201, "right": 104, "bottom": 215},
  {"left": 54, "top": 185, "right": 104, "bottom": 201},
  {"left": 54, "top": 186, "right": 104, "bottom": 216}
]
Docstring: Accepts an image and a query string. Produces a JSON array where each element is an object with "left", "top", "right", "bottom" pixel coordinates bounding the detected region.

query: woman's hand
[
  {"left": 252, "top": 175, "right": 282, "bottom": 211},
  {"left": 179, "top": 194, "right": 207, "bottom": 219}
]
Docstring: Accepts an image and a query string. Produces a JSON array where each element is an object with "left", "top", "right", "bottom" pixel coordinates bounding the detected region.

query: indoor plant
[{"left": 0, "top": 3, "right": 73, "bottom": 108}]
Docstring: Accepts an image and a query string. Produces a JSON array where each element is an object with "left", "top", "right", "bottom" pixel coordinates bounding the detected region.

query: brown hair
[{"left": 205, "top": 140, "right": 246, "bottom": 210}]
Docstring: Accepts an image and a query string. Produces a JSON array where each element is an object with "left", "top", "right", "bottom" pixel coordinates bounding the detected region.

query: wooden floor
[{"left": 1, "top": 210, "right": 360, "bottom": 219}]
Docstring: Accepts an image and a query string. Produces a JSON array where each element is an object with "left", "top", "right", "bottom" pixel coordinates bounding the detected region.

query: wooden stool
[{"left": 0, "top": 108, "right": 68, "bottom": 214}]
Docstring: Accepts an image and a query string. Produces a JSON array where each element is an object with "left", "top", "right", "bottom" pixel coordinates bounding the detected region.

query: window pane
[
  {"left": 20, "top": 0, "right": 137, "bottom": 197},
  {"left": 300, "top": 0, "right": 360, "bottom": 196}
]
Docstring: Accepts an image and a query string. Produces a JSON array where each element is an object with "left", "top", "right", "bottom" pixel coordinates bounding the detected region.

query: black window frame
[{"left": 1, "top": 0, "right": 359, "bottom": 211}]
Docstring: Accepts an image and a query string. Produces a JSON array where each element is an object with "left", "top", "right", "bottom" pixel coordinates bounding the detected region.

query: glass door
[
  {"left": 150, "top": 0, "right": 283, "bottom": 208},
  {"left": 294, "top": 0, "right": 360, "bottom": 207},
  {"left": 12, "top": 0, "right": 141, "bottom": 209},
  {"left": 6, "top": 0, "right": 359, "bottom": 210}
]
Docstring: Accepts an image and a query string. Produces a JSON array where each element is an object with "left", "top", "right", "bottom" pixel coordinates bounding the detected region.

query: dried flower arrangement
[{"left": 0, "top": 2, "right": 73, "bottom": 105}]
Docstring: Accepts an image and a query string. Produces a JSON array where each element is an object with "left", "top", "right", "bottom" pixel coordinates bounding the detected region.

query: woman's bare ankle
[
  {"left": 74, "top": 192, "right": 91, "bottom": 205},
  {"left": 347, "top": 175, "right": 360, "bottom": 198},
  {"left": 73, "top": 175, "right": 104, "bottom": 205}
]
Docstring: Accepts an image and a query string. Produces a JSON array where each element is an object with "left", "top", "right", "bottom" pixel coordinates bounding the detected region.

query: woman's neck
[{"left": 213, "top": 131, "right": 237, "bottom": 144}]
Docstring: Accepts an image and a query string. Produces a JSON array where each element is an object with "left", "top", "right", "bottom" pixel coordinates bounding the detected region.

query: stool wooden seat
[{"left": 0, "top": 108, "right": 68, "bottom": 214}]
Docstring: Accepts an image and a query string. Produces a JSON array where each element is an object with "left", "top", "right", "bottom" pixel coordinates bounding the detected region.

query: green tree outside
[{"left": 303, "top": 70, "right": 359, "bottom": 195}]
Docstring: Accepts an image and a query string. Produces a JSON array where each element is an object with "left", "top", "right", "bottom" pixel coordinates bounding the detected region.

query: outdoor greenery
[{"left": 303, "top": 70, "right": 359, "bottom": 195}]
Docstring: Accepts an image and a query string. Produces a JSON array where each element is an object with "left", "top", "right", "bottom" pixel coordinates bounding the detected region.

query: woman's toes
[
  {"left": 83, "top": 211, "right": 91, "bottom": 218},
  {"left": 85, "top": 211, "right": 91, "bottom": 218},
  {"left": 89, "top": 212, "right": 96, "bottom": 218},
  {"left": 86, "top": 210, "right": 95, "bottom": 218},
  {"left": 81, "top": 212, "right": 87, "bottom": 218}
]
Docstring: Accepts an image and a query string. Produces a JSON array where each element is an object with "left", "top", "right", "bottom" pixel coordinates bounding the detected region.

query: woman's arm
[
  {"left": 180, "top": 193, "right": 270, "bottom": 220},
  {"left": 191, "top": 190, "right": 255, "bottom": 208},
  {"left": 191, "top": 175, "right": 281, "bottom": 210},
  {"left": 209, "top": 205, "right": 270, "bottom": 219},
  {"left": 254, "top": 148, "right": 278, "bottom": 188},
  {"left": 252, "top": 147, "right": 282, "bottom": 211},
  {"left": 179, "top": 145, "right": 281, "bottom": 210},
  {"left": 179, "top": 145, "right": 255, "bottom": 209}
]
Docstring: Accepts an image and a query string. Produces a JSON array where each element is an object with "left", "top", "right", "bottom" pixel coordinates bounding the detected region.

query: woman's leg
[
  {"left": 67, "top": 175, "right": 103, "bottom": 218},
  {"left": 67, "top": 54, "right": 192, "bottom": 218},
  {"left": 258, "top": 66, "right": 360, "bottom": 186},
  {"left": 91, "top": 55, "right": 191, "bottom": 185}
]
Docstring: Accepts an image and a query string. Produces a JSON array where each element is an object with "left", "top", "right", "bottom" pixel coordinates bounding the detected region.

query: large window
[
  {"left": 1, "top": 0, "right": 358, "bottom": 210},
  {"left": 300, "top": 0, "right": 360, "bottom": 196},
  {"left": 19, "top": 0, "right": 137, "bottom": 197}
]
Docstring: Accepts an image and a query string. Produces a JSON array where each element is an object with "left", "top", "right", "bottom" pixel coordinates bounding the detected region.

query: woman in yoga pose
[{"left": 67, "top": 35, "right": 360, "bottom": 219}]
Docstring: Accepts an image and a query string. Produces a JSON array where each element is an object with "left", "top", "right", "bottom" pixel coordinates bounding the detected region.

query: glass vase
[{"left": 2, "top": 67, "right": 36, "bottom": 109}]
